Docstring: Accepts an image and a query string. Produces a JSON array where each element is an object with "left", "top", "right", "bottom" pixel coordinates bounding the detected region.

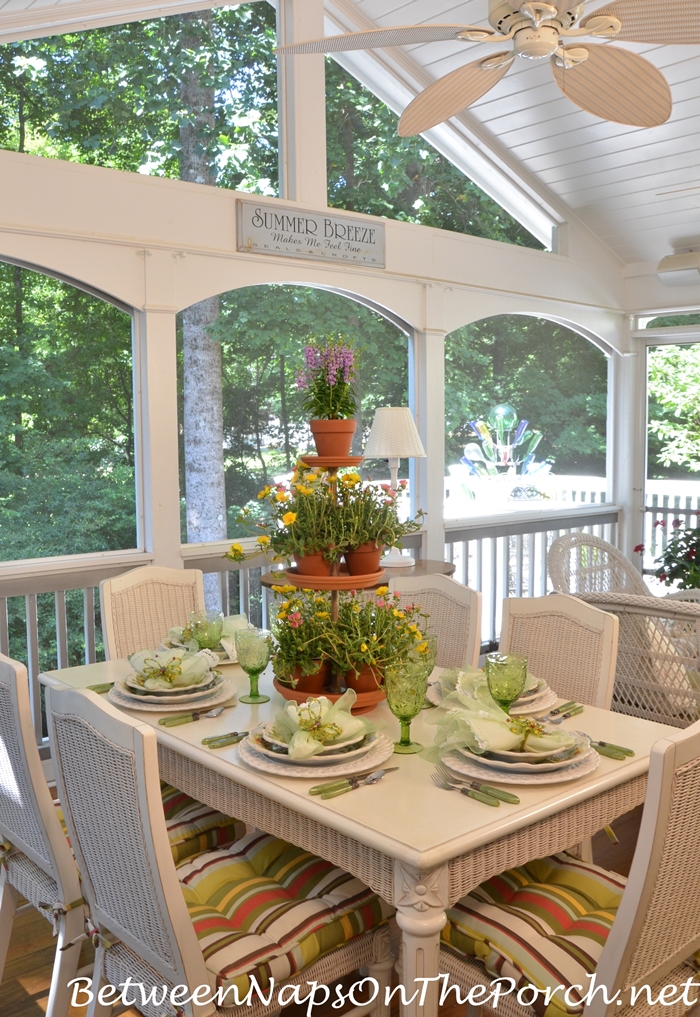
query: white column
[
  {"left": 410, "top": 325, "right": 446, "bottom": 562},
  {"left": 394, "top": 861, "right": 449, "bottom": 1017},
  {"left": 134, "top": 310, "right": 184, "bottom": 568},
  {"left": 277, "top": 0, "right": 327, "bottom": 208},
  {"left": 608, "top": 344, "right": 646, "bottom": 563}
]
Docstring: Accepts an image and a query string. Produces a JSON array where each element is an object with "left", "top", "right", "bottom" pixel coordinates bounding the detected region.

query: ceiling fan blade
[
  {"left": 398, "top": 53, "right": 514, "bottom": 136},
  {"left": 276, "top": 24, "right": 494, "bottom": 55},
  {"left": 551, "top": 44, "right": 671, "bottom": 127},
  {"left": 581, "top": 0, "right": 700, "bottom": 44}
]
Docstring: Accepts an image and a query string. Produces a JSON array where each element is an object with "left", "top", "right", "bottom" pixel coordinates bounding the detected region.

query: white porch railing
[{"left": 0, "top": 511, "right": 619, "bottom": 744}]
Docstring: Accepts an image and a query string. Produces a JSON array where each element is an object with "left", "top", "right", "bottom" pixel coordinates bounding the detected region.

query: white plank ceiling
[{"left": 1, "top": 0, "right": 699, "bottom": 265}]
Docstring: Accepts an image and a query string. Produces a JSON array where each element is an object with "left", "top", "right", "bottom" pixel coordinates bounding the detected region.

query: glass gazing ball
[{"left": 487, "top": 404, "right": 518, "bottom": 431}]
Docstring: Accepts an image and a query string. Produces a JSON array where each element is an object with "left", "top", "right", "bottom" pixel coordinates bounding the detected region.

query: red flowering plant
[
  {"left": 336, "top": 471, "right": 424, "bottom": 552},
  {"left": 654, "top": 521, "right": 700, "bottom": 589},
  {"left": 270, "top": 586, "right": 339, "bottom": 685}
]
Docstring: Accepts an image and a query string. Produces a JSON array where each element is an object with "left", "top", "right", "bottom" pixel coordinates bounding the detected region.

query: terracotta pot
[
  {"left": 310, "top": 418, "right": 357, "bottom": 458},
  {"left": 343, "top": 664, "right": 384, "bottom": 694},
  {"left": 344, "top": 542, "right": 384, "bottom": 576},
  {"left": 293, "top": 552, "right": 332, "bottom": 577},
  {"left": 291, "top": 661, "right": 329, "bottom": 694}
]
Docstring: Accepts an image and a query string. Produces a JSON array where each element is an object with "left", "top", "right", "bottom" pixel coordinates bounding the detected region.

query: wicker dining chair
[
  {"left": 387, "top": 574, "right": 482, "bottom": 669},
  {"left": 100, "top": 565, "right": 205, "bottom": 659},
  {"left": 46, "top": 686, "right": 394, "bottom": 1017},
  {"left": 500, "top": 594, "right": 619, "bottom": 709},
  {"left": 0, "top": 654, "right": 84, "bottom": 1017},
  {"left": 577, "top": 592, "right": 700, "bottom": 729},
  {"left": 548, "top": 533, "right": 649, "bottom": 597},
  {"left": 439, "top": 717, "right": 700, "bottom": 1017}
]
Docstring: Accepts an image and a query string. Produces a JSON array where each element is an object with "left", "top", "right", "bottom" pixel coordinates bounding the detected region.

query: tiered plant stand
[{"left": 269, "top": 454, "right": 387, "bottom": 712}]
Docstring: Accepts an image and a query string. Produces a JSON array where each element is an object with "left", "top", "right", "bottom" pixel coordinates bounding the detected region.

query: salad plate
[
  {"left": 237, "top": 731, "right": 394, "bottom": 778},
  {"left": 443, "top": 745, "right": 600, "bottom": 785},
  {"left": 108, "top": 678, "right": 235, "bottom": 713}
]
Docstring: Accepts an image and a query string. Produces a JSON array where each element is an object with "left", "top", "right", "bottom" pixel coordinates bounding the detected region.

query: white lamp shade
[{"left": 363, "top": 406, "right": 426, "bottom": 459}]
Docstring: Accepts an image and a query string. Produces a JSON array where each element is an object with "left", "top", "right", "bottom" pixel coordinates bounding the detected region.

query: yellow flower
[
  {"left": 341, "top": 472, "right": 361, "bottom": 487},
  {"left": 277, "top": 611, "right": 288, "bottom": 620},
  {"left": 256, "top": 535, "right": 271, "bottom": 546},
  {"left": 361, "top": 643, "right": 368, "bottom": 652},
  {"left": 393, "top": 609, "right": 405, "bottom": 619},
  {"left": 372, "top": 634, "right": 377, "bottom": 641},
  {"left": 275, "top": 491, "right": 289, "bottom": 502},
  {"left": 376, "top": 586, "right": 389, "bottom": 596},
  {"left": 257, "top": 485, "right": 272, "bottom": 499},
  {"left": 224, "top": 542, "right": 245, "bottom": 562},
  {"left": 416, "top": 641, "right": 429, "bottom": 654},
  {"left": 414, "top": 631, "right": 423, "bottom": 641},
  {"left": 280, "top": 584, "right": 297, "bottom": 594},
  {"left": 305, "top": 471, "right": 318, "bottom": 481},
  {"left": 295, "top": 484, "right": 313, "bottom": 496},
  {"left": 352, "top": 604, "right": 361, "bottom": 613},
  {"left": 408, "top": 623, "right": 418, "bottom": 632},
  {"left": 282, "top": 512, "right": 297, "bottom": 525},
  {"left": 281, "top": 601, "right": 291, "bottom": 609},
  {"left": 316, "top": 611, "right": 330, "bottom": 620}
]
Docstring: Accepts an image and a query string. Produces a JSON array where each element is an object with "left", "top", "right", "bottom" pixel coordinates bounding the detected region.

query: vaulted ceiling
[{"left": 1, "top": 0, "right": 699, "bottom": 266}]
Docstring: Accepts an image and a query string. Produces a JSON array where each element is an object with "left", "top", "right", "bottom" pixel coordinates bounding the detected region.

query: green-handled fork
[
  {"left": 435, "top": 762, "right": 520, "bottom": 804},
  {"left": 431, "top": 771, "right": 500, "bottom": 806}
]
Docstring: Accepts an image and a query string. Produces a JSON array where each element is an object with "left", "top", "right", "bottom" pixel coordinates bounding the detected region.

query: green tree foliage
[
  {"left": 326, "top": 61, "right": 542, "bottom": 249},
  {"left": 181, "top": 284, "right": 409, "bottom": 539},
  {"left": 648, "top": 344, "right": 700, "bottom": 478},
  {"left": 445, "top": 316, "right": 607, "bottom": 475}
]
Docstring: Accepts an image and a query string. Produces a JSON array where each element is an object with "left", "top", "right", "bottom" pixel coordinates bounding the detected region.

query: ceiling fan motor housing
[
  {"left": 488, "top": 0, "right": 583, "bottom": 35},
  {"left": 514, "top": 25, "right": 561, "bottom": 58}
]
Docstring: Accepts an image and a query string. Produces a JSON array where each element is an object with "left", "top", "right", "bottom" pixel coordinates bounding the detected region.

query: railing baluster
[
  {"left": 515, "top": 533, "right": 524, "bottom": 598},
  {"left": 240, "top": 567, "right": 251, "bottom": 618},
  {"left": 0, "top": 597, "right": 8, "bottom": 655},
  {"left": 25, "top": 594, "right": 42, "bottom": 741},
  {"left": 489, "top": 538, "right": 498, "bottom": 644},
  {"left": 527, "top": 532, "right": 535, "bottom": 597},
  {"left": 220, "top": 571, "right": 230, "bottom": 615},
  {"left": 54, "top": 590, "right": 69, "bottom": 669},
  {"left": 461, "top": 540, "right": 468, "bottom": 586},
  {"left": 84, "top": 587, "right": 96, "bottom": 664}
]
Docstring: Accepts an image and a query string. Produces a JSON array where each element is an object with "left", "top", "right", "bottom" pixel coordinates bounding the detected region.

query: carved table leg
[{"left": 394, "top": 860, "right": 449, "bottom": 1017}]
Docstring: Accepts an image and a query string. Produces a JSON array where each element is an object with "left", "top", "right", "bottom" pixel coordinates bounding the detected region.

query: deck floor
[{"left": 0, "top": 807, "right": 643, "bottom": 1017}]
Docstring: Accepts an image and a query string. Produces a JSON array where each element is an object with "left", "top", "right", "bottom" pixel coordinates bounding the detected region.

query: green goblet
[
  {"left": 189, "top": 609, "right": 224, "bottom": 650},
  {"left": 235, "top": 628, "right": 271, "bottom": 704},
  {"left": 384, "top": 659, "right": 429, "bottom": 754},
  {"left": 484, "top": 652, "right": 527, "bottom": 713},
  {"left": 408, "top": 633, "right": 438, "bottom": 709}
]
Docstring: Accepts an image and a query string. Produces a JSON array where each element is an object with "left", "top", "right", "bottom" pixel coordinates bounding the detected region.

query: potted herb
[
  {"left": 654, "top": 523, "right": 700, "bottom": 589},
  {"left": 337, "top": 473, "right": 424, "bottom": 575},
  {"left": 296, "top": 338, "right": 358, "bottom": 457},
  {"left": 271, "top": 585, "right": 337, "bottom": 692},
  {"left": 227, "top": 465, "right": 344, "bottom": 576},
  {"left": 331, "top": 587, "right": 430, "bottom": 692}
]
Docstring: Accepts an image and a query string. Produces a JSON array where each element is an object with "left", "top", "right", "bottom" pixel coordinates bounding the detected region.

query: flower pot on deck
[
  {"left": 343, "top": 664, "right": 384, "bottom": 694},
  {"left": 293, "top": 552, "right": 332, "bottom": 577},
  {"left": 291, "top": 660, "right": 329, "bottom": 694},
  {"left": 344, "top": 542, "right": 384, "bottom": 575},
  {"left": 310, "top": 418, "right": 357, "bottom": 458}
]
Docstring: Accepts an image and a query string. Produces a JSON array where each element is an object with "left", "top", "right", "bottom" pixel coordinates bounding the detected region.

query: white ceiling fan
[{"left": 277, "top": 0, "right": 700, "bottom": 132}]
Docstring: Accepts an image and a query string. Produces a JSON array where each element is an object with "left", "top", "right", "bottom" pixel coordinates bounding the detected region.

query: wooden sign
[{"left": 236, "top": 199, "right": 385, "bottom": 267}]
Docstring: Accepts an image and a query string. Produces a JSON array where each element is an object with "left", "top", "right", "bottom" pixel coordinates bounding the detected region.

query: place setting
[
  {"left": 425, "top": 659, "right": 558, "bottom": 716},
  {"left": 426, "top": 652, "right": 602, "bottom": 787},
  {"left": 235, "top": 688, "right": 395, "bottom": 779},
  {"left": 107, "top": 644, "right": 236, "bottom": 714}
]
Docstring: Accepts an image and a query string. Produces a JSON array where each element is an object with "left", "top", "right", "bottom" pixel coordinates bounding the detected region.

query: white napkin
[
  {"left": 270, "top": 690, "right": 383, "bottom": 759},
  {"left": 128, "top": 647, "right": 211, "bottom": 690},
  {"left": 219, "top": 615, "right": 255, "bottom": 662}
]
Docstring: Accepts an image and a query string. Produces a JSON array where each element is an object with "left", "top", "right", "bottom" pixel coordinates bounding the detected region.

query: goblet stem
[
  {"left": 399, "top": 720, "right": 412, "bottom": 746},
  {"left": 393, "top": 717, "right": 422, "bottom": 754},
  {"left": 240, "top": 669, "right": 270, "bottom": 705}
]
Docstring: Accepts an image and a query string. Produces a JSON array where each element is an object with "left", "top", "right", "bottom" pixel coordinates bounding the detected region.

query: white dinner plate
[
  {"left": 108, "top": 678, "right": 235, "bottom": 713},
  {"left": 117, "top": 674, "right": 223, "bottom": 704},
  {"left": 249, "top": 728, "right": 376, "bottom": 766},
  {"left": 124, "top": 672, "right": 220, "bottom": 698},
  {"left": 443, "top": 745, "right": 600, "bottom": 785},
  {"left": 237, "top": 731, "right": 394, "bottom": 778},
  {"left": 254, "top": 722, "right": 369, "bottom": 757},
  {"left": 457, "top": 736, "right": 591, "bottom": 774}
]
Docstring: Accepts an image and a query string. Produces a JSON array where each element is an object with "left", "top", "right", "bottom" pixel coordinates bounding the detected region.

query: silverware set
[{"left": 431, "top": 761, "right": 520, "bottom": 807}]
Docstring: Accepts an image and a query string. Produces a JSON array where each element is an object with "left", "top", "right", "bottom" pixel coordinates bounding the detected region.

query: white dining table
[{"left": 40, "top": 660, "right": 678, "bottom": 1017}]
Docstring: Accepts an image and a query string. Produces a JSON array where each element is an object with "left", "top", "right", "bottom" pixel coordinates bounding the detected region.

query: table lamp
[{"left": 363, "top": 406, "right": 426, "bottom": 567}]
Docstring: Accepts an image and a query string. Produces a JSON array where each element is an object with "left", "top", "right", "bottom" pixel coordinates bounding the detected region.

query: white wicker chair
[
  {"left": 548, "top": 533, "right": 649, "bottom": 596},
  {"left": 577, "top": 592, "right": 700, "bottom": 728},
  {"left": 500, "top": 594, "right": 619, "bottom": 709},
  {"left": 46, "top": 686, "right": 394, "bottom": 1017},
  {"left": 387, "top": 574, "right": 482, "bottom": 669},
  {"left": 439, "top": 717, "right": 700, "bottom": 1017},
  {"left": 0, "top": 654, "right": 84, "bottom": 1017},
  {"left": 100, "top": 565, "right": 205, "bottom": 659}
]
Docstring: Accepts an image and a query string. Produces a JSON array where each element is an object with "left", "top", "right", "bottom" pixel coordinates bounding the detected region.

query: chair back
[
  {"left": 578, "top": 592, "right": 700, "bottom": 728},
  {"left": 46, "top": 686, "right": 208, "bottom": 993},
  {"left": 548, "top": 533, "right": 648, "bottom": 596},
  {"left": 589, "top": 718, "right": 700, "bottom": 1016},
  {"left": 500, "top": 594, "right": 618, "bottom": 708},
  {"left": 100, "top": 565, "right": 205, "bottom": 659},
  {"left": 388, "top": 574, "right": 482, "bottom": 669},
  {"left": 0, "top": 654, "right": 80, "bottom": 907}
]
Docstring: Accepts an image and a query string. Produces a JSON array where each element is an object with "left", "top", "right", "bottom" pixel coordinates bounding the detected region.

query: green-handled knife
[
  {"left": 203, "top": 731, "right": 248, "bottom": 748},
  {"left": 455, "top": 786, "right": 501, "bottom": 807},
  {"left": 549, "top": 700, "right": 578, "bottom": 716},
  {"left": 594, "top": 740, "right": 634, "bottom": 757},
  {"left": 87, "top": 683, "right": 114, "bottom": 694},
  {"left": 158, "top": 706, "right": 225, "bottom": 727},
  {"left": 310, "top": 767, "right": 399, "bottom": 797}
]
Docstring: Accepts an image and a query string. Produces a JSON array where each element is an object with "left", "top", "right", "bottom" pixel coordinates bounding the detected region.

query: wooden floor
[{"left": 0, "top": 808, "right": 643, "bottom": 1017}]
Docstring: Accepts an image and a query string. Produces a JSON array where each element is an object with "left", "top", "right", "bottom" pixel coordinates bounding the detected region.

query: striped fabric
[
  {"left": 442, "top": 853, "right": 626, "bottom": 1017},
  {"left": 160, "top": 783, "right": 246, "bottom": 864},
  {"left": 177, "top": 829, "right": 393, "bottom": 996},
  {"left": 55, "top": 785, "right": 245, "bottom": 866}
]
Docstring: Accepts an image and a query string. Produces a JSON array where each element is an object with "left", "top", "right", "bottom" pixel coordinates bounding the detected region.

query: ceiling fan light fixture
[{"left": 514, "top": 25, "right": 561, "bottom": 58}]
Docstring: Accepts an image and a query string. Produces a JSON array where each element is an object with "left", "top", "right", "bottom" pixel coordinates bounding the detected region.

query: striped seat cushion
[
  {"left": 177, "top": 829, "right": 394, "bottom": 996},
  {"left": 54, "top": 785, "right": 244, "bottom": 866},
  {"left": 160, "top": 783, "right": 246, "bottom": 864},
  {"left": 441, "top": 853, "right": 626, "bottom": 1017}
]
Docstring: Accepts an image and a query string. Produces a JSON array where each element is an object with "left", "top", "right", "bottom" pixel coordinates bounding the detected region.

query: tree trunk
[
  {"left": 13, "top": 266, "right": 24, "bottom": 449},
  {"left": 179, "top": 11, "right": 227, "bottom": 608},
  {"left": 279, "top": 354, "right": 292, "bottom": 470}
]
